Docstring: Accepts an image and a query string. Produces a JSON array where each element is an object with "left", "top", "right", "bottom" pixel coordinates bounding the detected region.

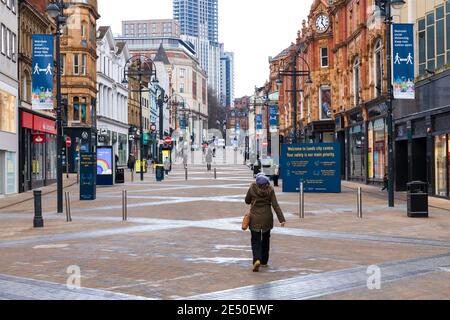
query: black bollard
[{"left": 33, "top": 190, "right": 44, "bottom": 228}]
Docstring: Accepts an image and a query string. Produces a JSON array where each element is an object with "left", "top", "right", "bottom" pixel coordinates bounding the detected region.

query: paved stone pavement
[{"left": 1, "top": 164, "right": 450, "bottom": 300}]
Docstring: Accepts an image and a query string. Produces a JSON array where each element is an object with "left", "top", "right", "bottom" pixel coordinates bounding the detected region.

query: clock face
[{"left": 316, "top": 14, "right": 330, "bottom": 33}]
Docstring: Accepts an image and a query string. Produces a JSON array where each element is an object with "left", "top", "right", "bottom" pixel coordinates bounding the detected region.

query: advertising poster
[
  {"left": 97, "top": 147, "right": 113, "bottom": 175},
  {"left": 320, "top": 87, "right": 332, "bottom": 120},
  {"left": 392, "top": 24, "right": 415, "bottom": 100},
  {"left": 281, "top": 143, "right": 341, "bottom": 193},
  {"left": 31, "top": 35, "right": 54, "bottom": 110}
]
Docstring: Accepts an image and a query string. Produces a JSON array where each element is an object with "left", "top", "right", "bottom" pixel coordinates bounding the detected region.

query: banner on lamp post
[
  {"left": 269, "top": 105, "right": 279, "bottom": 133},
  {"left": 32, "top": 35, "right": 55, "bottom": 110},
  {"left": 392, "top": 24, "right": 415, "bottom": 100},
  {"left": 256, "top": 114, "right": 263, "bottom": 134}
]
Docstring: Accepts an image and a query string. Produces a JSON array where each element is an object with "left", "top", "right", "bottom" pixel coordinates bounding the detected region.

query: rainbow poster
[{"left": 97, "top": 147, "right": 113, "bottom": 175}]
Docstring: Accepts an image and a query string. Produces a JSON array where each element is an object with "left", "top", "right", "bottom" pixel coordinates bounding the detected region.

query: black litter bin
[
  {"left": 407, "top": 181, "right": 429, "bottom": 218},
  {"left": 155, "top": 165, "right": 165, "bottom": 182},
  {"left": 115, "top": 168, "right": 125, "bottom": 184}
]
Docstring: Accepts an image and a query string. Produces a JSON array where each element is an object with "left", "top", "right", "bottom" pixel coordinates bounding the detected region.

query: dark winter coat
[{"left": 245, "top": 183, "right": 285, "bottom": 232}]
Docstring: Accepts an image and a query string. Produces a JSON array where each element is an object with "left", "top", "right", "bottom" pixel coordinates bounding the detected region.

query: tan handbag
[{"left": 242, "top": 200, "right": 255, "bottom": 231}]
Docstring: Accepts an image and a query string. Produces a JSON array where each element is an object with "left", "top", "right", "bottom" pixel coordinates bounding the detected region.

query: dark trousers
[
  {"left": 273, "top": 175, "right": 279, "bottom": 187},
  {"left": 207, "top": 164, "right": 212, "bottom": 171},
  {"left": 251, "top": 230, "right": 271, "bottom": 265}
]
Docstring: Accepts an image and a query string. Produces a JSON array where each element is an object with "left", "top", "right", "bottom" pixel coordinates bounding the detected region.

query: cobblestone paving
[{"left": 1, "top": 164, "right": 450, "bottom": 300}]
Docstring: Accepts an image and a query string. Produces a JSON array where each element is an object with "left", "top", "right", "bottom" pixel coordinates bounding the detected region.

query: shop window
[
  {"left": 349, "top": 125, "right": 365, "bottom": 179},
  {"left": 373, "top": 119, "right": 386, "bottom": 180},
  {"left": 368, "top": 122, "right": 374, "bottom": 179},
  {"left": 73, "top": 96, "right": 80, "bottom": 122},
  {"left": 435, "top": 135, "right": 447, "bottom": 197},
  {"left": 0, "top": 88, "right": 16, "bottom": 133}
]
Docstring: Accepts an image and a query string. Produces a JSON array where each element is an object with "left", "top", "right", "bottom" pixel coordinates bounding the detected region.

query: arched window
[
  {"left": 374, "top": 39, "right": 383, "bottom": 97},
  {"left": 353, "top": 57, "right": 361, "bottom": 107}
]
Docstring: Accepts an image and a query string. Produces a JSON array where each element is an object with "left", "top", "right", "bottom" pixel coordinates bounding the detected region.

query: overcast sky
[{"left": 98, "top": 0, "right": 313, "bottom": 97}]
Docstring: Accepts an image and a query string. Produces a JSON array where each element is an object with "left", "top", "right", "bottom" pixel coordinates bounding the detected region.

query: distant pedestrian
[
  {"left": 245, "top": 173, "right": 286, "bottom": 272},
  {"left": 381, "top": 173, "right": 388, "bottom": 192},
  {"left": 206, "top": 148, "right": 213, "bottom": 171},
  {"left": 127, "top": 154, "right": 136, "bottom": 172},
  {"left": 164, "top": 158, "right": 171, "bottom": 175},
  {"left": 271, "top": 163, "right": 280, "bottom": 187},
  {"left": 253, "top": 156, "right": 261, "bottom": 177}
]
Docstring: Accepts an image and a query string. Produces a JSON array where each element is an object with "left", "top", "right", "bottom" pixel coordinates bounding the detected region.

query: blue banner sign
[
  {"left": 281, "top": 143, "right": 341, "bottom": 193},
  {"left": 256, "top": 114, "right": 263, "bottom": 132},
  {"left": 180, "top": 117, "right": 187, "bottom": 130},
  {"left": 80, "top": 153, "right": 97, "bottom": 201},
  {"left": 32, "top": 35, "right": 54, "bottom": 110},
  {"left": 392, "top": 24, "right": 415, "bottom": 100},
  {"left": 269, "top": 105, "right": 278, "bottom": 133}
]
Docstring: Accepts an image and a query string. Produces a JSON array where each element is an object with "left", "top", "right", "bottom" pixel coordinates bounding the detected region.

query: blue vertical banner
[
  {"left": 256, "top": 114, "right": 263, "bottom": 133},
  {"left": 392, "top": 24, "right": 415, "bottom": 100},
  {"left": 269, "top": 105, "right": 279, "bottom": 133},
  {"left": 32, "top": 35, "right": 54, "bottom": 110},
  {"left": 180, "top": 116, "right": 187, "bottom": 130}
]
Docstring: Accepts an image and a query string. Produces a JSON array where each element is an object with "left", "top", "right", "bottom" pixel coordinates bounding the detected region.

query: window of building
[
  {"left": 81, "top": 54, "right": 87, "bottom": 75},
  {"left": 61, "top": 54, "right": 66, "bottom": 75},
  {"left": 418, "top": 18, "right": 426, "bottom": 75},
  {"left": 353, "top": 57, "right": 361, "bottom": 107},
  {"left": 6, "top": 28, "right": 11, "bottom": 59},
  {"left": 320, "top": 47, "right": 328, "bottom": 68},
  {"left": 73, "top": 97, "right": 80, "bottom": 122},
  {"left": 427, "top": 12, "right": 436, "bottom": 70},
  {"left": 180, "top": 68, "right": 185, "bottom": 78},
  {"left": 319, "top": 86, "right": 332, "bottom": 120},
  {"left": 447, "top": 1, "right": 450, "bottom": 63},
  {"left": 73, "top": 54, "right": 79, "bottom": 75},
  {"left": 81, "top": 97, "right": 87, "bottom": 123},
  {"left": 180, "top": 83, "right": 185, "bottom": 93},
  {"left": 374, "top": 39, "right": 383, "bottom": 97},
  {"left": 81, "top": 23, "right": 86, "bottom": 38},
  {"left": 0, "top": 24, "right": 4, "bottom": 55},
  {"left": 436, "top": 6, "right": 445, "bottom": 68},
  {"left": 0, "top": 88, "right": 16, "bottom": 133}
]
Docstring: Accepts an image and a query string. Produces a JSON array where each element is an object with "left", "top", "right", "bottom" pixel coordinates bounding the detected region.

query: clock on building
[{"left": 315, "top": 14, "right": 330, "bottom": 33}]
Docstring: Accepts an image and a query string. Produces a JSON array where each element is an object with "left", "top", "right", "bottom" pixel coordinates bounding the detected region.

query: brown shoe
[{"left": 253, "top": 260, "right": 261, "bottom": 272}]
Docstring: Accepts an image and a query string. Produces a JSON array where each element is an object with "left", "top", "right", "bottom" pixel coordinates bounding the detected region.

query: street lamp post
[
  {"left": 380, "top": 0, "right": 406, "bottom": 207},
  {"left": 123, "top": 55, "right": 158, "bottom": 181},
  {"left": 276, "top": 51, "right": 312, "bottom": 145},
  {"left": 47, "top": 0, "right": 69, "bottom": 214}
]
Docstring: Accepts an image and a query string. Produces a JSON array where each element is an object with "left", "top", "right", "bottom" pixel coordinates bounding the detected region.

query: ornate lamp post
[
  {"left": 275, "top": 48, "right": 312, "bottom": 145},
  {"left": 378, "top": 0, "right": 406, "bottom": 207},
  {"left": 122, "top": 55, "right": 159, "bottom": 181},
  {"left": 46, "top": 0, "right": 70, "bottom": 214}
]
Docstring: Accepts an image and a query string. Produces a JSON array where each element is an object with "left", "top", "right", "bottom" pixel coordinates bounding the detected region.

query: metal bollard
[
  {"left": 122, "top": 190, "right": 128, "bottom": 221},
  {"left": 214, "top": 168, "right": 217, "bottom": 179},
  {"left": 299, "top": 182, "right": 305, "bottom": 219},
  {"left": 64, "top": 192, "right": 72, "bottom": 222},
  {"left": 33, "top": 190, "right": 44, "bottom": 228},
  {"left": 185, "top": 167, "right": 188, "bottom": 181},
  {"left": 357, "top": 187, "right": 363, "bottom": 219}
]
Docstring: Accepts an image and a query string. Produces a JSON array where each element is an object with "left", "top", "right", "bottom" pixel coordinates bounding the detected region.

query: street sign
[
  {"left": 65, "top": 136, "right": 72, "bottom": 148},
  {"left": 164, "top": 137, "right": 172, "bottom": 145}
]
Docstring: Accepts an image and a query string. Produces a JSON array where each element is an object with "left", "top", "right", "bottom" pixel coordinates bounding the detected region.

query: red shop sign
[
  {"left": 33, "top": 116, "right": 56, "bottom": 134},
  {"left": 33, "top": 134, "right": 46, "bottom": 144}
]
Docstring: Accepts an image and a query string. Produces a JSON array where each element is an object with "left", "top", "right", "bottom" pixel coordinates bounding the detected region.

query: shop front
[
  {"left": 305, "top": 120, "right": 336, "bottom": 143},
  {"left": 19, "top": 111, "right": 57, "bottom": 192},
  {"left": 97, "top": 127, "right": 129, "bottom": 166}
]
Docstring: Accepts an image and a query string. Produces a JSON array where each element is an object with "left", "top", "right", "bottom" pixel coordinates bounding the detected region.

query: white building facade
[
  {"left": 96, "top": 26, "right": 130, "bottom": 166},
  {"left": 0, "top": 0, "right": 19, "bottom": 195}
]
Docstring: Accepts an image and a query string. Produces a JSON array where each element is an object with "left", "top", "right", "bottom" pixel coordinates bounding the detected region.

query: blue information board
[
  {"left": 80, "top": 153, "right": 97, "bottom": 200},
  {"left": 281, "top": 143, "right": 341, "bottom": 193}
]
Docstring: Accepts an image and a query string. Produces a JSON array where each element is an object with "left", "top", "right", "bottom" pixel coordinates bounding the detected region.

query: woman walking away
[
  {"left": 206, "top": 148, "right": 213, "bottom": 171},
  {"left": 245, "top": 173, "right": 286, "bottom": 272}
]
